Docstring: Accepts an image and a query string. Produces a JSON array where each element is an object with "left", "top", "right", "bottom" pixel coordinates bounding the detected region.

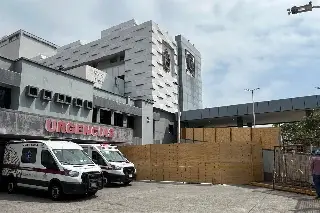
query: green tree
[{"left": 277, "top": 109, "right": 320, "bottom": 146}]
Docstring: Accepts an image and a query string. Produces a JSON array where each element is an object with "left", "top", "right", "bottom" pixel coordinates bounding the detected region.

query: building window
[
  {"left": 92, "top": 107, "right": 98, "bottom": 123},
  {"left": 110, "top": 57, "right": 118, "bottom": 63},
  {"left": 21, "top": 148, "right": 37, "bottom": 164},
  {"left": 111, "top": 36, "right": 120, "bottom": 40},
  {"left": 168, "top": 125, "right": 174, "bottom": 135},
  {"left": 135, "top": 38, "right": 144, "bottom": 43},
  {"left": 122, "top": 37, "right": 131, "bottom": 42},
  {"left": 135, "top": 27, "right": 145, "bottom": 32},
  {"left": 0, "top": 86, "right": 11, "bottom": 109},
  {"left": 128, "top": 116, "right": 134, "bottom": 129},
  {"left": 111, "top": 46, "right": 119, "bottom": 50},
  {"left": 100, "top": 109, "right": 112, "bottom": 125},
  {"left": 114, "top": 112, "right": 123, "bottom": 127}
]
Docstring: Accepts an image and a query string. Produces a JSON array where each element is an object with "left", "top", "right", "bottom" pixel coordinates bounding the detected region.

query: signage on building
[{"left": 45, "top": 119, "right": 114, "bottom": 138}]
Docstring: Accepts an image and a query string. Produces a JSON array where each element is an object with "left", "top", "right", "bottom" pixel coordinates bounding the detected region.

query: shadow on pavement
[
  {"left": 105, "top": 183, "right": 132, "bottom": 188},
  {"left": 235, "top": 184, "right": 320, "bottom": 212},
  {"left": 0, "top": 188, "right": 98, "bottom": 203}
]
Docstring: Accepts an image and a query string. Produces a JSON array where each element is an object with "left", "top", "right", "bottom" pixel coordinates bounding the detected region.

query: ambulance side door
[
  {"left": 19, "top": 144, "right": 39, "bottom": 189},
  {"left": 39, "top": 147, "right": 60, "bottom": 190}
]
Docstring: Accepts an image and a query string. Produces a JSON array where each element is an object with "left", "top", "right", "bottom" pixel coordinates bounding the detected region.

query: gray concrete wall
[
  {"left": 0, "top": 35, "right": 20, "bottom": 60},
  {"left": 0, "top": 108, "right": 133, "bottom": 143},
  {"left": 175, "top": 35, "right": 202, "bottom": 111},
  {"left": 16, "top": 60, "right": 94, "bottom": 122},
  {"left": 153, "top": 108, "right": 176, "bottom": 144},
  {"left": 134, "top": 100, "right": 154, "bottom": 145},
  {"left": 0, "top": 56, "right": 14, "bottom": 70},
  {"left": 19, "top": 33, "right": 57, "bottom": 59}
]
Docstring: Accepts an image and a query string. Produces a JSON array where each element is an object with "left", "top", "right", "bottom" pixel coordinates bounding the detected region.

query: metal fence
[{"left": 273, "top": 144, "right": 314, "bottom": 190}]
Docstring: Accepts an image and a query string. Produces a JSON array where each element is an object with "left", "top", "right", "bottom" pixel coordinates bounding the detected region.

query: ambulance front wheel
[
  {"left": 7, "top": 176, "right": 16, "bottom": 194},
  {"left": 49, "top": 182, "right": 63, "bottom": 201}
]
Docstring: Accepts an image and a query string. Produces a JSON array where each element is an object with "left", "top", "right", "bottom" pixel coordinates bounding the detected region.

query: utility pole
[
  {"left": 244, "top": 88, "right": 260, "bottom": 128},
  {"left": 177, "top": 84, "right": 181, "bottom": 144},
  {"left": 287, "top": 1, "right": 320, "bottom": 15}
]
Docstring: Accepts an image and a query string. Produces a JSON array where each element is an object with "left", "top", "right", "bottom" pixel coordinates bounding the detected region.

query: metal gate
[{"left": 273, "top": 144, "right": 314, "bottom": 190}]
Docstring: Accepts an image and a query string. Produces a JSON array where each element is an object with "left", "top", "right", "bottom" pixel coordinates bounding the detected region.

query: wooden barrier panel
[{"left": 119, "top": 127, "right": 280, "bottom": 185}]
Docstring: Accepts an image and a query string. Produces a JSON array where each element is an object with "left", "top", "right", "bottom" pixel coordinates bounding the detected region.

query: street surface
[{"left": 0, "top": 182, "right": 319, "bottom": 213}]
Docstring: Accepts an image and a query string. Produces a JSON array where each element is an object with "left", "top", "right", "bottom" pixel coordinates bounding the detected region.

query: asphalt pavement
[{"left": 0, "top": 182, "right": 319, "bottom": 213}]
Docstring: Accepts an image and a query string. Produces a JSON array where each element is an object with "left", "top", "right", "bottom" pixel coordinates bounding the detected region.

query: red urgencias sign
[{"left": 45, "top": 119, "right": 114, "bottom": 138}]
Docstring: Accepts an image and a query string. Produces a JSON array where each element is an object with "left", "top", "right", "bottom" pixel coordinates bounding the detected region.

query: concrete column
[
  {"left": 123, "top": 114, "right": 128, "bottom": 128},
  {"left": 110, "top": 110, "right": 115, "bottom": 125},
  {"left": 96, "top": 108, "right": 101, "bottom": 123},
  {"left": 133, "top": 99, "right": 154, "bottom": 145}
]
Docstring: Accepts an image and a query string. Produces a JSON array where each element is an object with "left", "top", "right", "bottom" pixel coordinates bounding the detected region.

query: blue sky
[{"left": 1, "top": 0, "right": 320, "bottom": 108}]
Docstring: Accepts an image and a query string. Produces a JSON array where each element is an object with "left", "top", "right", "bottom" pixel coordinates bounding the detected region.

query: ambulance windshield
[
  {"left": 53, "top": 149, "right": 94, "bottom": 165},
  {"left": 100, "top": 150, "right": 127, "bottom": 162}
]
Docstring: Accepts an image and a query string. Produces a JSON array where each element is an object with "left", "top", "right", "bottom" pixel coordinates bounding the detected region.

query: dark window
[
  {"left": 92, "top": 151, "right": 106, "bottom": 165},
  {"left": 110, "top": 57, "right": 118, "bottom": 63},
  {"left": 92, "top": 108, "right": 98, "bottom": 123},
  {"left": 100, "top": 109, "right": 112, "bottom": 125},
  {"left": 114, "top": 112, "right": 123, "bottom": 127},
  {"left": 0, "top": 86, "right": 11, "bottom": 109},
  {"left": 128, "top": 116, "right": 135, "bottom": 129},
  {"left": 21, "top": 148, "right": 37, "bottom": 164},
  {"left": 169, "top": 125, "right": 174, "bottom": 135},
  {"left": 41, "top": 150, "right": 58, "bottom": 169},
  {"left": 118, "top": 75, "right": 125, "bottom": 80},
  {"left": 120, "top": 55, "right": 125, "bottom": 61}
]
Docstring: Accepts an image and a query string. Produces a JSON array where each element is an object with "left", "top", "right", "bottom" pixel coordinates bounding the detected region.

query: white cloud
[{"left": 1, "top": 0, "right": 320, "bottom": 109}]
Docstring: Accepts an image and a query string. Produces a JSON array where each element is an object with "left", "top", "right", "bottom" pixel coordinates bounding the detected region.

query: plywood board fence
[
  {"left": 118, "top": 130, "right": 280, "bottom": 185},
  {"left": 182, "top": 127, "right": 280, "bottom": 150}
]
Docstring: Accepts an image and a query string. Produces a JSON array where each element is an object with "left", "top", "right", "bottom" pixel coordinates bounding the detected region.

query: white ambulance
[
  {"left": 1, "top": 139, "right": 104, "bottom": 200},
  {"left": 80, "top": 144, "right": 136, "bottom": 185}
]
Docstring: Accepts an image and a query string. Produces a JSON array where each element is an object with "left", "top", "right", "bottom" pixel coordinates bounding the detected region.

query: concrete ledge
[{"left": 250, "top": 182, "right": 316, "bottom": 196}]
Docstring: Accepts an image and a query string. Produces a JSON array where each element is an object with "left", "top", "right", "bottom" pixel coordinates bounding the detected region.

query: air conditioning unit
[
  {"left": 54, "top": 93, "right": 65, "bottom": 104},
  {"left": 40, "top": 89, "right": 53, "bottom": 101},
  {"left": 25, "top": 85, "right": 39, "bottom": 98},
  {"left": 73, "top": 98, "right": 83, "bottom": 107},
  {"left": 84, "top": 100, "right": 93, "bottom": 110}
]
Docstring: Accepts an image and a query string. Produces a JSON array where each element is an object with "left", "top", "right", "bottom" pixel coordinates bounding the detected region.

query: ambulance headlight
[
  {"left": 65, "top": 170, "right": 79, "bottom": 177},
  {"left": 111, "top": 165, "right": 121, "bottom": 170}
]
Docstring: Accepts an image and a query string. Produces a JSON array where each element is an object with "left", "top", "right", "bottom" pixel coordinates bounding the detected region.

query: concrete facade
[
  {"left": 36, "top": 19, "right": 179, "bottom": 114},
  {"left": 0, "top": 19, "right": 202, "bottom": 145},
  {"left": 175, "top": 35, "right": 202, "bottom": 111}
]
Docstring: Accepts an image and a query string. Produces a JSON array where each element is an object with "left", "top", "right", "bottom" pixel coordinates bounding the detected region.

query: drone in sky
[{"left": 287, "top": 1, "right": 320, "bottom": 15}]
